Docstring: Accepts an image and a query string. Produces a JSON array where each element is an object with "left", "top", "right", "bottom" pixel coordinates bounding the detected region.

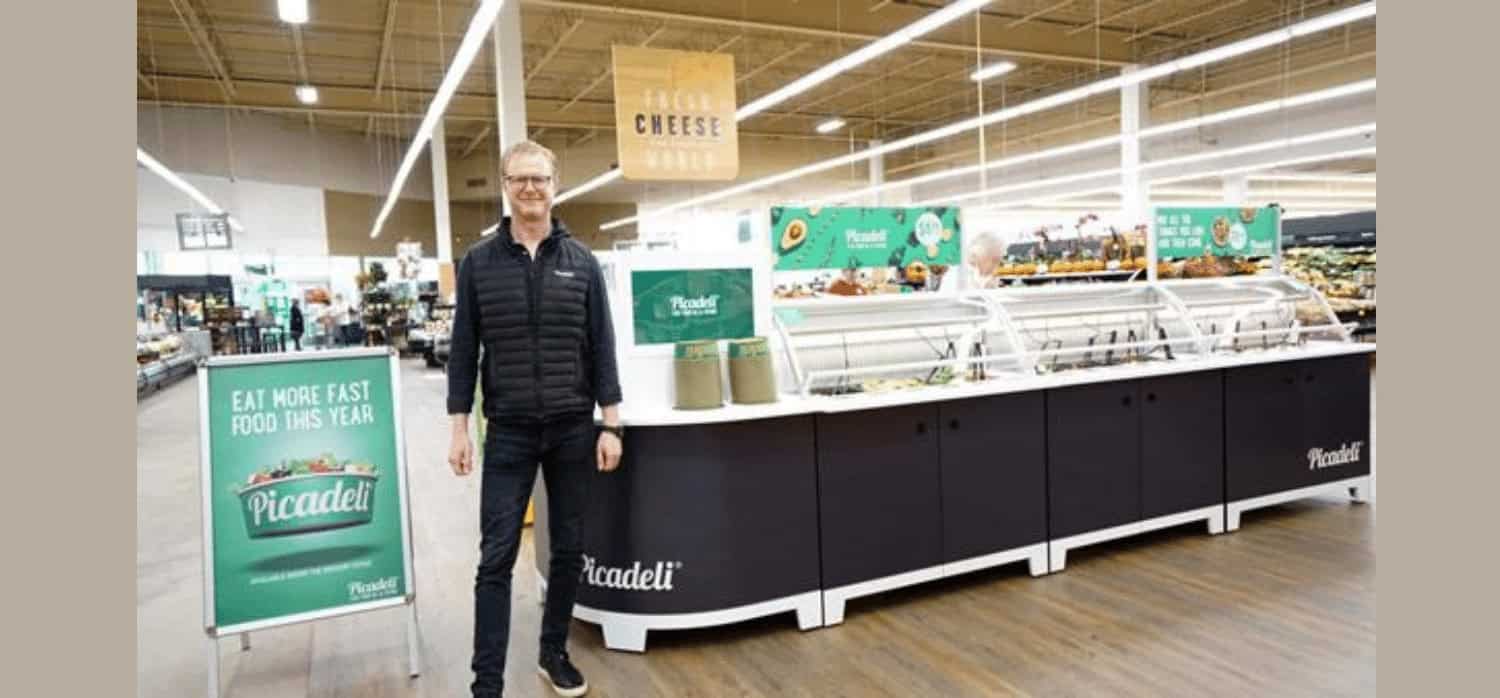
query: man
[
  {"left": 447, "top": 139, "right": 623, "bottom": 698},
  {"left": 289, "top": 299, "right": 305, "bottom": 351}
]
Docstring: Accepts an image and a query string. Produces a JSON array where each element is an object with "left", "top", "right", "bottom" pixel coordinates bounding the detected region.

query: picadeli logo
[
  {"left": 581, "top": 555, "right": 682, "bottom": 591},
  {"left": 1307, "top": 441, "right": 1364, "bottom": 470}
]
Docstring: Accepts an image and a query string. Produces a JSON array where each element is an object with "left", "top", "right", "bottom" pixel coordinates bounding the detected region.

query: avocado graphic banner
[
  {"left": 631, "top": 268, "right": 754, "bottom": 345},
  {"left": 1153, "top": 206, "right": 1280, "bottom": 259},
  {"left": 770, "top": 206, "right": 962, "bottom": 271},
  {"left": 200, "top": 349, "right": 412, "bottom": 633}
]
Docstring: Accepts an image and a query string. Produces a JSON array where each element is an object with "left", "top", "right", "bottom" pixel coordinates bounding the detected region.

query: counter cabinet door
[
  {"left": 1139, "top": 370, "right": 1225, "bottom": 519},
  {"left": 937, "top": 393, "right": 1047, "bottom": 564},
  {"left": 815, "top": 405, "right": 943, "bottom": 588},
  {"left": 1046, "top": 381, "right": 1142, "bottom": 539},
  {"left": 1300, "top": 355, "right": 1373, "bottom": 481},
  {"left": 1225, "top": 361, "right": 1308, "bottom": 500}
]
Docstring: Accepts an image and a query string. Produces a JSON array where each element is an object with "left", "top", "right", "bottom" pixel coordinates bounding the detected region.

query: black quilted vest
[{"left": 470, "top": 222, "right": 595, "bottom": 421}]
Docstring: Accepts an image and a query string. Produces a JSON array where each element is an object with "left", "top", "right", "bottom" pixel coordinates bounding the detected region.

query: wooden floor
[{"left": 138, "top": 359, "right": 1376, "bottom": 697}]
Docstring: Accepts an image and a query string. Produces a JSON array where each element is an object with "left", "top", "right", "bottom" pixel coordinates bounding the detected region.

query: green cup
[{"left": 238, "top": 472, "right": 379, "bottom": 538}]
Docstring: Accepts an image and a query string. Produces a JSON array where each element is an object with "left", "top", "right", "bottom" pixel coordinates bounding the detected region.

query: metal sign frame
[{"left": 196, "top": 346, "right": 422, "bottom": 696}]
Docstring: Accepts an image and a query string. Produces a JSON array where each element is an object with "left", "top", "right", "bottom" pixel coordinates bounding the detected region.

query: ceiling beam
[
  {"left": 712, "top": 33, "right": 744, "bottom": 53},
  {"left": 1008, "top": 1, "right": 1077, "bottom": 30},
  {"left": 373, "top": 0, "right": 399, "bottom": 96},
  {"left": 1064, "top": 0, "right": 1171, "bottom": 36},
  {"left": 461, "top": 125, "right": 492, "bottom": 159},
  {"left": 868, "top": 0, "right": 896, "bottom": 12},
  {"left": 141, "top": 98, "right": 874, "bottom": 143},
  {"left": 1142, "top": 0, "right": 1344, "bottom": 58},
  {"left": 164, "top": 0, "right": 236, "bottom": 101},
  {"left": 526, "top": 17, "right": 585, "bottom": 83},
  {"left": 558, "top": 24, "right": 667, "bottom": 112},
  {"left": 520, "top": 0, "right": 1130, "bottom": 67},
  {"left": 138, "top": 69, "right": 158, "bottom": 93},
  {"left": 1126, "top": 0, "right": 1250, "bottom": 44},
  {"left": 842, "top": 64, "right": 974, "bottom": 117},
  {"left": 573, "top": 130, "right": 599, "bottom": 147},
  {"left": 737, "top": 43, "right": 812, "bottom": 86}
]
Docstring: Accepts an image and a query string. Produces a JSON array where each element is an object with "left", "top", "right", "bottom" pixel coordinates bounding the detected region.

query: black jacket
[
  {"left": 446, "top": 218, "right": 622, "bottom": 421},
  {"left": 289, "top": 305, "right": 304, "bottom": 334}
]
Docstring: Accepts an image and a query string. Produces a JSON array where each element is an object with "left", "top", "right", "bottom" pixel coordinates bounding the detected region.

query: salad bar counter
[{"left": 534, "top": 277, "right": 1374, "bottom": 652}]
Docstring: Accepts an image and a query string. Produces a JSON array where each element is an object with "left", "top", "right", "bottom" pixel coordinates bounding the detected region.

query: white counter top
[{"left": 613, "top": 342, "right": 1375, "bottom": 427}]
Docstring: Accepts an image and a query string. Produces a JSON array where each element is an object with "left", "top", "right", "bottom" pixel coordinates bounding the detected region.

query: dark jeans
[{"left": 472, "top": 415, "right": 595, "bottom": 698}]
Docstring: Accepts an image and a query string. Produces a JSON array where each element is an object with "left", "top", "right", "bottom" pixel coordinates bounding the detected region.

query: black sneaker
[{"left": 537, "top": 649, "right": 588, "bottom": 697}]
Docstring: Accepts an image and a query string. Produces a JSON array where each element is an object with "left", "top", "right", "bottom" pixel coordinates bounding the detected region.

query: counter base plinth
[
  {"left": 1049, "top": 506, "right": 1224, "bottom": 574},
  {"left": 822, "top": 542, "right": 1047, "bottom": 627},
  {"left": 1226, "top": 475, "right": 1371, "bottom": 531},
  {"left": 538, "top": 571, "right": 821, "bottom": 652}
]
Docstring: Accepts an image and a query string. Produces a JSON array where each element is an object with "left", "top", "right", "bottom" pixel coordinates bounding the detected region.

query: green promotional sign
[
  {"left": 770, "top": 206, "right": 962, "bottom": 271},
  {"left": 1154, "top": 206, "right": 1280, "bottom": 259},
  {"left": 632, "top": 268, "right": 755, "bottom": 345},
  {"left": 201, "top": 350, "right": 410, "bottom": 632}
]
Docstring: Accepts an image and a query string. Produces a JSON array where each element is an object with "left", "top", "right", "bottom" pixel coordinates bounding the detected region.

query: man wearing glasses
[{"left": 446, "top": 140, "right": 623, "bottom": 697}]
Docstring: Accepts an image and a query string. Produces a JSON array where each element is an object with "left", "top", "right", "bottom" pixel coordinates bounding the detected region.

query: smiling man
[{"left": 446, "top": 140, "right": 623, "bottom": 698}]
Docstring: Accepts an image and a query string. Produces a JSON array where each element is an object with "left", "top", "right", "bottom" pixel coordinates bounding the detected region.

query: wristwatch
[{"left": 599, "top": 424, "right": 625, "bottom": 440}]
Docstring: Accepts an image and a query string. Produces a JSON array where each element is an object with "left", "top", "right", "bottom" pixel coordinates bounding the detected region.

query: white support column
[
  {"left": 431, "top": 121, "right": 453, "bottom": 263},
  {"left": 868, "top": 139, "right": 884, "bottom": 206},
  {"left": 1222, "top": 173, "right": 1250, "bottom": 206},
  {"left": 1119, "top": 65, "right": 1152, "bottom": 275},
  {"left": 493, "top": 2, "right": 529, "bottom": 220}
]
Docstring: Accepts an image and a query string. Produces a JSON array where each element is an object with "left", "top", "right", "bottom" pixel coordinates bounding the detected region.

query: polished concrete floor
[{"left": 138, "top": 359, "right": 1376, "bottom": 697}]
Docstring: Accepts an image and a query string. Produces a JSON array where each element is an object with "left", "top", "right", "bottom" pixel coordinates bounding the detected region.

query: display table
[{"left": 536, "top": 340, "right": 1374, "bottom": 651}]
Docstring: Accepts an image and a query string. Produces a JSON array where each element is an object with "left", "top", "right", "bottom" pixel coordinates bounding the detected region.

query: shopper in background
[
  {"left": 289, "top": 300, "right": 305, "bottom": 351},
  {"left": 446, "top": 139, "right": 623, "bottom": 698},
  {"left": 963, "top": 232, "right": 1008, "bottom": 290}
]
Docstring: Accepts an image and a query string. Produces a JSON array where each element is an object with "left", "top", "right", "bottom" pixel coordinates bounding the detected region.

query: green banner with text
[
  {"left": 770, "top": 206, "right": 962, "bottom": 271},
  {"left": 1153, "top": 206, "right": 1280, "bottom": 259},
  {"left": 632, "top": 268, "right": 755, "bottom": 345},
  {"left": 203, "top": 352, "right": 409, "bottom": 631}
]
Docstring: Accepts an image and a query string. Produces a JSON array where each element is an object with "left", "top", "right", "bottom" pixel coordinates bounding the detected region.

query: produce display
[
  {"left": 1283, "top": 246, "right": 1375, "bottom": 309},
  {"left": 136, "top": 334, "right": 184, "bottom": 364}
]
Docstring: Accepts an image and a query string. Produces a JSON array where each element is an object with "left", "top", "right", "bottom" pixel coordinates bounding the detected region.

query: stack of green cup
[
  {"left": 727, "top": 337, "right": 778, "bottom": 404},
  {"left": 674, "top": 340, "right": 724, "bottom": 410}
]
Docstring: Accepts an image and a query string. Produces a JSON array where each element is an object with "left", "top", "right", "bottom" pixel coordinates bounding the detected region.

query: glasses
[{"left": 504, "top": 175, "right": 553, "bottom": 190}]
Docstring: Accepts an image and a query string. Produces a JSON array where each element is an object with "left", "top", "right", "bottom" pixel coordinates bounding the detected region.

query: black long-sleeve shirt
[{"left": 446, "top": 223, "right": 622, "bottom": 418}]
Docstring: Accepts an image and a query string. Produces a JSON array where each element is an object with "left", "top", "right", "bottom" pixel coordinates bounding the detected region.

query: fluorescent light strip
[
  {"left": 913, "top": 168, "right": 1122, "bottom": 207},
  {"left": 1250, "top": 173, "right": 1376, "bottom": 184},
  {"left": 971, "top": 61, "right": 1017, "bottom": 82},
  {"left": 1155, "top": 187, "right": 1376, "bottom": 199},
  {"left": 600, "top": 2, "right": 1377, "bottom": 230},
  {"left": 556, "top": 0, "right": 994, "bottom": 206},
  {"left": 970, "top": 147, "right": 1377, "bottom": 212},
  {"left": 1138, "top": 79, "right": 1374, "bottom": 139},
  {"left": 736, "top": 0, "right": 993, "bottom": 120},
  {"left": 554, "top": 167, "right": 623, "bottom": 205},
  {"left": 806, "top": 78, "right": 1372, "bottom": 207},
  {"left": 136, "top": 147, "right": 244, "bottom": 232},
  {"left": 278, "top": 0, "right": 308, "bottom": 24},
  {"left": 937, "top": 123, "right": 1373, "bottom": 211},
  {"left": 816, "top": 118, "right": 847, "bottom": 134},
  {"left": 371, "top": 0, "right": 508, "bottom": 239},
  {"left": 1142, "top": 123, "right": 1375, "bottom": 172},
  {"left": 1151, "top": 147, "right": 1377, "bottom": 186}
]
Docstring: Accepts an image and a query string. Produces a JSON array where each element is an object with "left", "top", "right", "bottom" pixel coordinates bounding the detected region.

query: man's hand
[
  {"left": 449, "top": 416, "right": 475, "bottom": 476},
  {"left": 596, "top": 431, "right": 622, "bottom": 472}
]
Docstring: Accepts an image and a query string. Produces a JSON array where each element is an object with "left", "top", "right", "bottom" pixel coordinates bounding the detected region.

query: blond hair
[{"left": 500, "top": 139, "right": 558, "bottom": 177}]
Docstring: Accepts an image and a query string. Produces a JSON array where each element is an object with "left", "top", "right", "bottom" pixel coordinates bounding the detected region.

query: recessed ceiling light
[
  {"left": 295, "top": 85, "right": 319, "bottom": 104},
  {"left": 278, "top": 0, "right": 309, "bottom": 24},
  {"left": 816, "top": 118, "right": 846, "bottom": 134},
  {"left": 970, "top": 61, "right": 1017, "bottom": 82}
]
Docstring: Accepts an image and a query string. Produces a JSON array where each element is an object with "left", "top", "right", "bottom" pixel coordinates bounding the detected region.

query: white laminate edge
[
  {"left": 1049, "top": 506, "right": 1224, "bottom": 573},
  {"left": 1226, "top": 475, "right": 1372, "bottom": 531},
  {"left": 537, "top": 571, "right": 822, "bottom": 652},
  {"left": 615, "top": 342, "right": 1376, "bottom": 427}
]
